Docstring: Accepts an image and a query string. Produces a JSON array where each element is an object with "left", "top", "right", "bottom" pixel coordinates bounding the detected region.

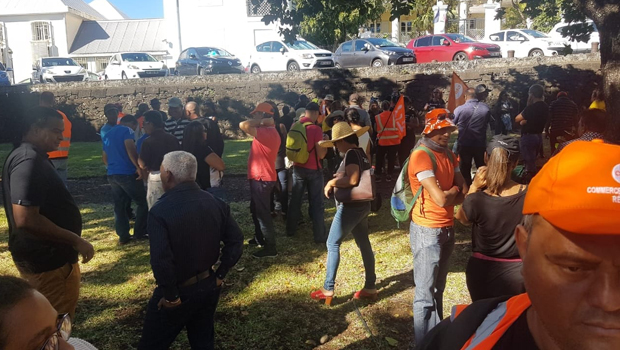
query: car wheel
[
  {"left": 121, "top": 72, "right": 128, "bottom": 80},
  {"left": 372, "top": 59, "right": 383, "bottom": 67},
  {"left": 287, "top": 61, "right": 300, "bottom": 72},
  {"left": 251, "top": 64, "right": 261, "bottom": 74},
  {"left": 335, "top": 63, "right": 342, "bottom": 69},
  {"left": 529, "top": 49, "right": 544, "bottom": 57},
  {"left": 453, "top": 52, "right": 469, "bottom": 61}
]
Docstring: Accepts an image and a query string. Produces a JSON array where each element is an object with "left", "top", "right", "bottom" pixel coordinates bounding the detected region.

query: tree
[{"left": 495, "top": 0, "right": 561, "bottom": 32}]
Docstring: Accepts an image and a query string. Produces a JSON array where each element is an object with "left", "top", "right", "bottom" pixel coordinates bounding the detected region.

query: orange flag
[
  {"left": 447, "top": 72, "right": 468, "bottom": 113},
  {"left": 392, "top": 95, "right": 406, "bottom": 139}
]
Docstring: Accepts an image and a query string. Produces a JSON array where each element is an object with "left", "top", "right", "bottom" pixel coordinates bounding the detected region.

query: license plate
[
  {"left": 319, "top": 61, "right": 332, "bottom": 66},
  {"left": 490, "top": 52, "right": 500, "bottom": 57},
  {"left": 145, "top": 71, "right": 158, "bottom": 74},
  {"left": 403, "top": 57, "right": 414, "bottom": 62}
]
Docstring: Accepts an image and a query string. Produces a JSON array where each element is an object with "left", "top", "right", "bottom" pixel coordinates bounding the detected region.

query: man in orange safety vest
[
  {"left": 40, "top": 91, "right": 71, "bottom": 185},
  {"left": 374, "top": 100, "right": 401, "bottom": 182}
]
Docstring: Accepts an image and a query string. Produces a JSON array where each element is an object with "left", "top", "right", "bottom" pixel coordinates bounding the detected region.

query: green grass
[
  {"left": 0, "top": 200, "right": 472, "bottom": 349},
  {"left": 0, "top": 140, "right": 252, "bottom": 179}
]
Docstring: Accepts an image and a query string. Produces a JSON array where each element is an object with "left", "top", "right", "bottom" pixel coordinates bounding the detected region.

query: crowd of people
[{"left": 1, "top": 82, "right": 618, "bottom": 350}]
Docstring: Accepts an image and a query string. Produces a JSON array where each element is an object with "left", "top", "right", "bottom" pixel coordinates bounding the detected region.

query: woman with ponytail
[{"left": 455, "top": 135, "right": 526, "bottom": 301}]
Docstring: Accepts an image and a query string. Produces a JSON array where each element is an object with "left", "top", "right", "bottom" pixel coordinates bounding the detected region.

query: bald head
[
  {"left": 185, "top": 101, "right": 199, "bottom": 120},
  {"left": 466, "top": 88, "right": 476, "bottom": 100}
]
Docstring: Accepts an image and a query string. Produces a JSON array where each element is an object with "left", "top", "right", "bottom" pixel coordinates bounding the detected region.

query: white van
[
  {"left": 548, "top": 21, "right": 599, "bottom": 54},
  {"left": 248, "top": 39, "right": 334, "bottom": 73}
]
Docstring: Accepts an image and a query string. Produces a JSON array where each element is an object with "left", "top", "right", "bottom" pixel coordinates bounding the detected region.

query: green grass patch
[{"left": 0, "top": 140, "right": 252, "bottom": 179}]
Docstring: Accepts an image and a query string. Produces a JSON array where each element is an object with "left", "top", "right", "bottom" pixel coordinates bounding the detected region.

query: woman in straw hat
[{"left": 310, "top": 122, "right": 377, "bottom": 305}]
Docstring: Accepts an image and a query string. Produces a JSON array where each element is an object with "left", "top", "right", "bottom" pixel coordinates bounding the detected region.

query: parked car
[
  {"left": 33, "top": 57, "right": 88, "bottom": 83},
  {"left": 103, "top": 53, "right": 168, "bottom": 80},
  {"left": 0, "top": 62, "right": 12, "bottom": 86},
  {"left": 484, "top": 29, "right": 557, "bottom": 58},
  {"left": 406, "top": 34, "right": 501, "bottom": 63},
  {"left": 248, "top": 39, "right": 334, "bottom": 73},
  {"left": 548, "top": 21, "right": 599, "bottom": 54},
  {"left": 176, "top": 47, "right": 244, "bottom": 75},
  {"left": 334, "top": 38, "right": 416, "bottom": 68}
]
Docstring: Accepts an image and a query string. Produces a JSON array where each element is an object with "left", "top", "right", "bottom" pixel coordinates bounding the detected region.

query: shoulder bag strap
[{"left": 410, "top": 146, "right": 438, "bottom": 208}]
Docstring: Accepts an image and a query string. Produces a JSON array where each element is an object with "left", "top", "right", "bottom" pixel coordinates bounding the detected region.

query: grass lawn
[
  {"left": 0, "top": 200, "right": 472, "bottom": 349},
  {"left": 0, "top": 140, "right": 252, "bottom": 178}
]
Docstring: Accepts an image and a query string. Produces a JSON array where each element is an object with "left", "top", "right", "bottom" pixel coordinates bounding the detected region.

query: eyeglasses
[{"left": 39, "top": 314, "right": 72, "bottom": 350}]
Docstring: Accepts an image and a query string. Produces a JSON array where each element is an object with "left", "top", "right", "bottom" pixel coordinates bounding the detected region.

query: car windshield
[
  {"left": 196, "top": 48, "right": 232, "bottom": 58},
  {"left": 121, "top": 53, "right": 158, "bottom": 62},
  {"left": 445, "top": 34, "right": 476, "bottom": 43},
  {"left": 287, "top": 40, "right": 319, "bottom": 50},
  {"left": 366, "top": 38, "right": 399, "bottom": 48},
  {"left": 42, "top": 58, "right": 78, "bottom": 67},
  {"left": 522, "top": 30, "right": 549, "bottom": 38}
]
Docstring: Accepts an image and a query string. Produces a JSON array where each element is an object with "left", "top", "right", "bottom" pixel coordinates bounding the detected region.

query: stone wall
[{"left": 0, "top": 54, "right": 602, "bottom": 142}]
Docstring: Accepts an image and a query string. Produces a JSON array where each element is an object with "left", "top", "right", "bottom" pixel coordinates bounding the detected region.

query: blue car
[{"left": 0, "top": 62, "right": 12, "bottom": 86}]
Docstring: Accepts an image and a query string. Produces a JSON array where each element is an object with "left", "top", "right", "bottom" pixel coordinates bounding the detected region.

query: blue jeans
[
  {"left": 250, "top": 180, "right": 277, "bottom": 251},
  {"left": 286, "top": 166, "right": 326, "bottom": 243},
  {"left": 108, "top": 174, "right": 148, "bottom": 242},
  {"left": 324, "top": 203, "right": 375, "bottom": 291},
  {"left": 410, "top": 222, "right": 455, "bottom": 345},
  {"left": 520, "top": 133, "right": 542, "bottom": 175},
  {"left": 277, "top": 168, "right": 289, "bottom": 215},
  {"left": 138, "top": 276, "right": 221, "bottom": 350}
]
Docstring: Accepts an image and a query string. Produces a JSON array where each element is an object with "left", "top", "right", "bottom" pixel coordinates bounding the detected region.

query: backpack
[
  {"left": 390, "top": 145, "right": 454, "bottom": 227},
  {"left": 286, "top": 121, "right": 314, "bottom": 164}
]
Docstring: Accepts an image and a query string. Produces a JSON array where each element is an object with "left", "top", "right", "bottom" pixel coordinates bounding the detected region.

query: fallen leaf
[
  {"left": 305, "top": 339, "right": 317, "bottom": 346},
  {"left": 385, "top": 337, "right": 399, "bottom": 347},
  {"left": 320, "top": 334, "right": 330, "bottom": 344}
]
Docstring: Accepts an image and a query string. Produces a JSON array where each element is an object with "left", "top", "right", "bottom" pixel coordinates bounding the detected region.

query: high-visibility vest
[
  {"left": 451, "top": 293, "right": 531, "bottom": 350},
  {"left": 48, "top": 110, "right": 71, "bottom": 159},
  {"left": 375, "top": 111, "right": 400, "bottom": 146}
]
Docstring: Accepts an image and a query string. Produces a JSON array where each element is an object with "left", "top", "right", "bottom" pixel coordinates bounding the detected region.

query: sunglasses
[{"left": 39, "top": 314, "right": 72, "bottom": 350}]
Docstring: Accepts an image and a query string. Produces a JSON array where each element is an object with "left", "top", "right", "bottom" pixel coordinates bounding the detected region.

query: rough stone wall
[{"left": 0, "top": 54, "right": 602, "bottom": 142}]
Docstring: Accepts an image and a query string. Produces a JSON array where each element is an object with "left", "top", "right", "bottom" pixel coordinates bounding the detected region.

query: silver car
[{"left": 334, "top": 38, "right": 416, "bottom": 68}]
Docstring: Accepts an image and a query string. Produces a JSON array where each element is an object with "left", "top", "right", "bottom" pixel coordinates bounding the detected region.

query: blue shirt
[
  {"left": 103, "top": 125, "right": 136, "bottom": 175},
  {"left": 136, "top": 134, "right": 149, "bottom": 155},
  {"left": 100, "top": 123, "right": 115, "bottom": 141},
  {"left": 453, "top": 99, "right": 492, "bottom": 148}
]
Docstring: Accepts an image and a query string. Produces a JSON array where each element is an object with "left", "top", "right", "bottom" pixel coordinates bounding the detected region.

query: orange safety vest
[
  {"left": 375, "top": 111, "right": 400, "bottom": 146},
  {"left": 451, "top": 293, "right": 532, "bottom": 350},
  {"left": 48, "top": 110, "right": 71, "bottom": 159}
]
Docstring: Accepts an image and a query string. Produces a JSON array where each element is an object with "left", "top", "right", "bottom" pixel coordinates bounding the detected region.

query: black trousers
[
  {"left": 138, "top": 276, "right": 222, "bottom": 350},
  {"left": 458, "top": 146, "right": 486, "bottom": 186},
  {"left": 466, "top": 256, "right": 524, "bottom": 302},
  {"left": 376, "top": 145, "right": 399, "bottom": 176}
]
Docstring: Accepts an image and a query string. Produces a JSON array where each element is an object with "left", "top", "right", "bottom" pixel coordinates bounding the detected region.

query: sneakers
[
  {"left": 248, "top": 238, "right": 264, "bottom": 247},
  {"left": 252, "top": 249, "right": 278, "bottom": 258}
]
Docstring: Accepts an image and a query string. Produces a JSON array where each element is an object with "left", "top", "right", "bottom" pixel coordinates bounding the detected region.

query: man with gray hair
[
  {"left": 138, "top": 151, "right": 243, "bottom": 349},
  {"left": 516, "top": 84, "right": 549, "bottom": 181}
]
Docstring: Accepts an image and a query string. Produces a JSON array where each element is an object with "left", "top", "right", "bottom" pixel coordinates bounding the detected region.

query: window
[
  {"left": 179, "top": 50, "right": 188, "bottom": 60},
  {"left": 489, "top": 32, "right": 504, "bottom": 42},
  {"left": 272, "top": 41, "right": 284, "bottom": 52},
  {"left": 121, "top": 53, "right": 158, "bottom": 62},
  {"left": 432, "top": 36, "right": 446, "bottom": 46},
  {"left": 400, "top": 21, "right": 412, "bottom": 34},
  {"left": 41, "top": 58, "right": 78, "bottom": 67},
  {"left": 366, "top": 38, "right": 398, "bottom": 48},
  {"left": 256, "top": 42, "right": 271, "bottom": 52},
  {"left": 368, "top": 22, "right": 381, "bottom": 34},
  {"left": 31, "top": 21, "right": 51, "bottom": 41},
  {"left": 187, "top": 49, "right": 197, "bottom": 59},
  {"left": 110, "top": 55, "right": 120, "bottom": 64},
  {"left": 415, "top": 37, "right": 431, "bottom": 47},
  {"left": 196, "top": 47, "right": 232, "bottom": 57},
  {"left": 247, "top": 0, "right": 270, "bottom": 17},
  {"left": 341, "top": 41, "right": 353, "bottom": 52},
  {"left": 288, "top": 41, "right": 318, "bottom": 50},
  {"left": 507, "top": 31, "right": 526, "bottom": 42},
  {"left": 354, "top": 40, "right": 367, "bottom": 51}
]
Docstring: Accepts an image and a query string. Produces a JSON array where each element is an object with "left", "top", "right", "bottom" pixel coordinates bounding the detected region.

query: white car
[
  {"left": 484, "top": 29, "right": 557, "bottom": 58},
  {"left": 103, "top": 52, "right": 168, "bottom": 80},
  {"left": 548, "top": 21, "right": 599, "bottom": 54},
  {"left": 33, "top": 57, "right": 88, "bottom": 83},
  {"left": 248, "top": 39, "right": 334, "bottom": 73}
]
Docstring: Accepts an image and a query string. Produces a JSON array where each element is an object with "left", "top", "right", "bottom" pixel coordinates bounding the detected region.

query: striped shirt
[
  {"left": 549, "top": 97, "right": 579, "bottom": 133},
  {"left": 555, "top": 131, "right": 605, "bottom": 155},
  {"left": 164, "top": 118, "right": 191, "bottom": 143}
]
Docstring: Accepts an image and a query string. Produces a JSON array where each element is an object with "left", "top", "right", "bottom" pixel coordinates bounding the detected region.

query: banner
[
  {"left": 392, "top": 95, "right": 406, "bottom": 139},
  {"left": 447, "top": 72, "right": 468, "bottom": 113}
]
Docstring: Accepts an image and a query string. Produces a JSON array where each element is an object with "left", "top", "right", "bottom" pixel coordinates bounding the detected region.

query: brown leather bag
[{"left": 334, "top": 149, "right": 375, "bottom": 203}]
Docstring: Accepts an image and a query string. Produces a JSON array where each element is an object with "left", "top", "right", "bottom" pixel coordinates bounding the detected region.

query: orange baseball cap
[
  {"left": 523, "top": 140, "right": 620, "bottom": 235},
  {"left": 423, "top": 108, "right": 456, "bottom": 135},
  {"left": 250, "top": 102, "right": 274, "bottom": 115}
]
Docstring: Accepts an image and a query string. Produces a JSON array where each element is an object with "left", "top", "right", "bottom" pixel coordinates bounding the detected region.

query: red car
[{"left": 407, "top": 34, "right": 502, "bottom": 63}]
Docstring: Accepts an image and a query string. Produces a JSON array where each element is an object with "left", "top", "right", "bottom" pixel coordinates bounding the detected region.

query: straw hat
[{"left": 319, "top": 122, "right": 369, "bottom": 148}]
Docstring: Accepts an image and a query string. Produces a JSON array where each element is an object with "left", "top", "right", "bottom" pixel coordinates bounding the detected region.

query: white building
[
  {"left": 88, "top": 0, "right": 129, "bottom": 21},
  {"left": 162, "top": 0, "right": 281, "bottom": 66}
]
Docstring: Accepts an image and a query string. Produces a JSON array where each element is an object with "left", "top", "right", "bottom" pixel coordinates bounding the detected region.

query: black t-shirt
[
  {"left": 199, "top": 117, "right": 224, "bottom": 157},
  {"left": 344, "top": 148, "right": 371, "bottom": 171},
  {"left": 192, "top": 145, "right": 214, "bottom": 190},
  {"left": 2, "top": 143, "right": 82, "bottom": 273},
  {"left": 493, "top": 311, "right": 540, "bottom": 350},
  {"left": 139, "top": 129, "right": 181, "bottom": 172},
  {"left": 521, "top": 101, "right": 549, "bottom": 134},
  {"left": 463, "top": 188, "right": 526, "bottom": 259}
]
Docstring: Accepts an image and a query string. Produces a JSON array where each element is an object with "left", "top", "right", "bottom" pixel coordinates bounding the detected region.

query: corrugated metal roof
[
  {"left": 0, "top": 0, "right": 103, "bottom": 19},
  {"left": 62, "top": 0, "right": 104, "bottom": 20},
  {"left": 70, "top": 19, "right": 167, "bottom": 55}
]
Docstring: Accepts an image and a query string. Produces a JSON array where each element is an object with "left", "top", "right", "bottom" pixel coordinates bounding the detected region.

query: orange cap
[
  {"left": 250, "top": 102, "right": 274, "bottom": 115},
  {"left": 523, "top": 140, "right": 620, "bottom": 235},
  {"left": 423, "top": 108, "right": 456, "bottom": 135}
]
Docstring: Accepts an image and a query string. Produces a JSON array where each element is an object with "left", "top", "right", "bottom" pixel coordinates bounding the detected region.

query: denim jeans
[
  {"left": 108, "top": 174, "right": 148, "bottom": 242},
  {"left": 520, "top": 133, "right": 542, "bottom": 175},
  {"left": 250, "top": 180, "right": 277, "bottom": 251},
  {"left": 410, "top": 222, "right": 455, "bottom": 345},
  {"left": 277, "top": 168, "right": 289, "bottom": 215},
  {"left": 138, "top": 276, "right": 222, "bottom": 350},
  {"left": 286, "top": 166, "right": 326, "bottom": 243},
  {"left": 324, "top": 203, "right": 375, "bottom": 291}
]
